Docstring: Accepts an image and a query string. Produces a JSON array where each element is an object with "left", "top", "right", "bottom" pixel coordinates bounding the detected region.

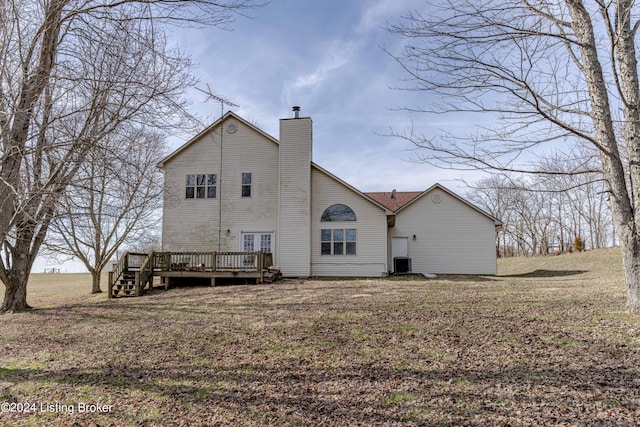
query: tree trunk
[
  {"left": 621, "top": 237, "right": 640, "bottom": 313},
  {"left": 1, "top": 268, "right": 31, "bottom": 313},
  {"left": 91, "top": 271, "right": 102, "bottom": 294},
  {"left": 566, "top": 0, "right": 639, "bottom": 311},
  {"left": 611, "top": 0, "right": 640, "bottom": 313},
  {"left": 1, "top": 281, "right": 30, "bottom": 313}
]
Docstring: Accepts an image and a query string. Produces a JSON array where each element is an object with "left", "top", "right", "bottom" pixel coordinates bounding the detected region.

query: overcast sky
[{"left": 173, "top": 0, "right": 479, "bottom": 193}]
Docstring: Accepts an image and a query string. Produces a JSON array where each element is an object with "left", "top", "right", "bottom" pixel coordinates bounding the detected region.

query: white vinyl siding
[
  {"left": 161, "top": 118, "right": 279, "bottom": 256},
  {"left": 278, "top": 118, "right": 312, "bottom": 277},
  {"left": 390, "top": 189, "right": 497, "bottom": 275},
  {"left": 311, "top": 166, "right": 387, "bottom": 276}
]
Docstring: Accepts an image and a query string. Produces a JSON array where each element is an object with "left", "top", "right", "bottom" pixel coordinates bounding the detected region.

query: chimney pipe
[{"left": 292, "top": 106, "right": 301, "bottom": 119}]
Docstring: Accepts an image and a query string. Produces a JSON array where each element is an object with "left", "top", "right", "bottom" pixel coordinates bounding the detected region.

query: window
[
  {"left": 321, "top": 228, "right": 356, "bottom": 255},
  {"left": 186, "top": 174, "right": 216, "bottom": 199},
  {"left": 242, "top": 172, "right": 252, "bottom": 197},
  {"left": 207, "top": 174, "right": 217, "bottom": 198},
  {"left": 186, "top": 175, "right": 195, "bottom": 198},
  {"left": 321, "top": 204, "right": 356, "bottom": 222},
  {"left": 345, "top": 228, "right": 357, "bottom": 255},
  {"left": 196, "top": 174, "right": 206, "bottom": 198}
]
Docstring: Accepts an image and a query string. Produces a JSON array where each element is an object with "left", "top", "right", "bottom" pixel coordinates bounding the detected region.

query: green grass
[{"left": 0, "top": 247, "right": 637, "bottom": 425}]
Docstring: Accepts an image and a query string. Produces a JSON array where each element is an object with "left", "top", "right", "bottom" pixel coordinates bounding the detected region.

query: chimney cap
[{"left": 292, "top": 106, "right": 301, "bottom": 118}]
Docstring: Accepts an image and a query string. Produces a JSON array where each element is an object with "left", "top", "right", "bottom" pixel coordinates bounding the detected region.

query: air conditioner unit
[{"left": 393, "top": 256, "right": 412, "bottom": 274}]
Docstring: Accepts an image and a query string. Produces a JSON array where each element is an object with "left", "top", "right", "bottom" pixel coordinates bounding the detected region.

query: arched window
[{"left": 321, "top": 204, "right": 356, "bottom": 222}]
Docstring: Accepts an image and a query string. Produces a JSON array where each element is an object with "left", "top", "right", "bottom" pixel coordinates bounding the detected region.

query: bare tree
[
  {"left": 467, "top": 176, "right": 532, "bottom": 256},
  {"left": 388, "top": 0, "right": 640, "bottom": 312},
  {"left": 0, "top": 0, "right": 262, "bottom": 312},
  {"left": 469, "top": 162, "right": 614, "bottom": 258},
  {"left": 45, "top": 127, "right": 165, "bottom": 294}
]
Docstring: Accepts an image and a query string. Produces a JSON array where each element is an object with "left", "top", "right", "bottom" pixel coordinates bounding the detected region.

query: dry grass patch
[
  {"left": 3, "top": 273, "right": 108, "bottom": 308},
  {"left": 0, "top": 248, "right": 638, "bottom": 425}
]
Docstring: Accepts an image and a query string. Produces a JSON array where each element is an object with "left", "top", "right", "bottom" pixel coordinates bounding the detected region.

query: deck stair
[
  {"left": 112, "top": 271, "right": 137, "bottom": 296},
  {"left": 262, "top": 267, "right": 282, "bottom": 283},
  {"left": 108, "top": 252, "right": 154, "bottom": 298}
]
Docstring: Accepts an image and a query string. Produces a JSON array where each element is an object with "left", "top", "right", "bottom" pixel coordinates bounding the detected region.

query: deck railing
[
  {"left": 163, "top": 252, "right": 216, "bottom": 271},
  {"left": 149, "top": 251, "right": 269, "bottom": 272},
  {"left": 109, "top": 251, "right": 273, "bottom": 297},
  {"left": 127, "top": 252, "right": 149, "bottom": 270},
  {"left": 215, "top": 251, "right": 260, "bottom": 271},
  {"left": 137, "top": 251, "right": 155, "bottom": 295},
  {"left": 108, "top": 252, "right": 129, "bottom": 298}
]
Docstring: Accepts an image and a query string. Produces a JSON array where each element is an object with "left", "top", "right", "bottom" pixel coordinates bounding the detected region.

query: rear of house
[{"left": 158, "top": 108, "right": 500, "bottom": 278}]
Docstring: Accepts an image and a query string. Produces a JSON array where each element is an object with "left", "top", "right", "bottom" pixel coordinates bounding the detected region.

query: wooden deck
[{"left": 108, "top": 251, "right": 278, "bottom": 298}]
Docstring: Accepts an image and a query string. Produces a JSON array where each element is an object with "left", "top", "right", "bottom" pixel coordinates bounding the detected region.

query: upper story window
[
  {"left": 242, "top": 172, "right": 252, "bottom": 197},
  {"left": 207, "top": 174, "right": 217, "bottom": 198},
  {"left": 186, "top": 174, "right": 216, "bottom": 199},
  {"left": 186, "top": 175, "right": 196, "bottom": 198},
  {"left": 321, "top": 204, "right": 356, "bottom": 222}
]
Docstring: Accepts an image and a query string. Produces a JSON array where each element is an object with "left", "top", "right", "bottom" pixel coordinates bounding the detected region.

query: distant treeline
[{"left": 467, "top": 174, "right": 614, "bottom": 257}]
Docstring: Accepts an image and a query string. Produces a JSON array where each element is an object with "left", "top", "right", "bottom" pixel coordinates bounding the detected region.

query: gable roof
[
  {"left": 157, "top": 111, "right": 279, "bottom": 168},
  {"left": 392, "top": 183, "right": 502, "bottom": 226},
  {"left": 365, "top": 191, "right": 423, "bottom": 212},
  {"left": 311, "top": 163, "right": 392, "bottom": 214}
]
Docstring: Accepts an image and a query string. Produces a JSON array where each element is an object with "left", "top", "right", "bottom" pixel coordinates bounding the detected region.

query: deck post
[
  {"left": 108, "top": 272, "right": 113, "bottom": 299},
  {"left": 135, "top": 271, "right": 141, "bottom": 296},
  {"left": 211, "top": 276, "right": 216, "bottom": 287}
]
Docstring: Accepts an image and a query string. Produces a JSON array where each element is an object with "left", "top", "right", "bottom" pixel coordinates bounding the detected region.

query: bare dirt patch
[{"left": 0, "top": 248, "right": 638, "bottom": 425}]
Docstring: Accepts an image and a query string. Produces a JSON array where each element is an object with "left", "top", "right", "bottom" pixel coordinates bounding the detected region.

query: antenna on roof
[
  {"left": 195, "top": 84, "right": 240, "bottom": 252},
  {"left": 196, "top": 84, "right": 240, "bottom": 118}
]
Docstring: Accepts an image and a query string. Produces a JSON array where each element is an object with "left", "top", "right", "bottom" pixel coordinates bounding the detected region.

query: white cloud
[
  {"left": 292, "top": 40, "right": 359, "bottom": 89},
  {"left": 357, "top": 0, "right": 424, "bottom": 34}
]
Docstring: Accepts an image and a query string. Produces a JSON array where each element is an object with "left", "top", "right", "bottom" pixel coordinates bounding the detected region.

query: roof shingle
[{"left": 364, "top": 191, "right": 423, "bottom": 212}]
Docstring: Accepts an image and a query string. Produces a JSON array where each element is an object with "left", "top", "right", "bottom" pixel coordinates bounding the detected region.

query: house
[{"left": 157, "top": 108, "right": 501, "bottom": 278}]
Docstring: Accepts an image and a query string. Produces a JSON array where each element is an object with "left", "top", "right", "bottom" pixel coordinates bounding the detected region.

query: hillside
[
  {"left": 16, "top": 247, "right": 627, "bottom": 308},
  {"left": 498, "top": 246, "right": 623, "bottom": 281}
]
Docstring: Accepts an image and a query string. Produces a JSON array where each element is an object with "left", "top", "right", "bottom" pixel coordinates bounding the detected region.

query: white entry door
[{"left": 391, "top": 237, "right": 409, "bottom": 272}]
